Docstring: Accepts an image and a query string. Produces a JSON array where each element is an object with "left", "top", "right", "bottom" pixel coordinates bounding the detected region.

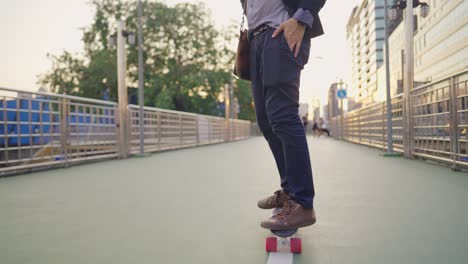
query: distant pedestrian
[
  {"left": 312, "top": 120, "right": 319, "bottom": 136},
  {"left": 318, "top": 118, "right": 330, "bottom": 137},
  {"left": 302, "top": 116, "right": 309, "bottom": 134}
]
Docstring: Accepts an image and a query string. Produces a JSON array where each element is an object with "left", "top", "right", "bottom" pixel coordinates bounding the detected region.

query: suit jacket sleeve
[
  {"left": 297, "top": 0, "right": 327, "bottom": 14},
  {"left": 241, "top": 0, "right": 326, "bottom": 16}
]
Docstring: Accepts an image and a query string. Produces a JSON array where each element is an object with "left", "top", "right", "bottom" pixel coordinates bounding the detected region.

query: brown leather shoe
[
  {"left": 257, "top": 190, "right": 290, "bottom": 209},
  {"left": 261, "top": 199, "right": 316, "bottom": 230}
]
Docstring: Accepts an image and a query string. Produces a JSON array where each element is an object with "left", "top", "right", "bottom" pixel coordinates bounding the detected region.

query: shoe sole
[
  {"left": 257, "top": 203, "right": 285, "bottom": 210},
  {"left": 294, "top": 218, "right": 317, "bottom": 229},
  {"left": 261, "top": 218, "right": 316, "bottom": 231},
  {"left": 258, "top": 206, "right": 282, "bottom": 210}
]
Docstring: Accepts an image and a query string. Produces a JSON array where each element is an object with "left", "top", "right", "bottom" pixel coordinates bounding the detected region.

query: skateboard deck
[{"left": 265, "top": 208, "right": 302, "bottom": 254}]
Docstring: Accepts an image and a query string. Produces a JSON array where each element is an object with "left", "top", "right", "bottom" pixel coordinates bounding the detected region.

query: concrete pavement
[{"left": 1, "top": 137, "right": 467, "bottom": 264}]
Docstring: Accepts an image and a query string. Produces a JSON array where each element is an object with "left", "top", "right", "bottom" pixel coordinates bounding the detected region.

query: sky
[{"left": 0, "top": 0, "right": 361, "bottom": 105}]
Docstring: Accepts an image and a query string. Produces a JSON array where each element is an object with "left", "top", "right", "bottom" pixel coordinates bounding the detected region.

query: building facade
[
  {"left": 386, "top": 0, "right": 467, "bottom": 96},
  {"left": 321, "top": 105, "right": 329, "bottom": 122},
  {"left": 347, "top": 0, "right": 386, "bottom": 107},
  {"left": 387, "top": 20, "right": 405, "bottom": 96},
  {"left": 349, "top": 0, "right": 467, "bottom": 103},
  {"left": 309, "top": 97, "right": 321, "bottom": 122},
  {"left": 299, "top": 103, "right": 309, "bottom": 119},
  {"left": 413, "top": 0, "right": 467, "bottom": 83}
]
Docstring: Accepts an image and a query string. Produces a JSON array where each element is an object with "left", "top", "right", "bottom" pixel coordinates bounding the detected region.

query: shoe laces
[
  {"left": 274, "top": 199, "right": 295, "bottom": 221},
  {"left": 273, "top": 190, "right": 282, "bottom": 204}
]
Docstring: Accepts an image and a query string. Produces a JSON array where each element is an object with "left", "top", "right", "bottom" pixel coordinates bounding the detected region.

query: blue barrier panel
[
  {"left": 0, "top": 99, "right": 52, "bottom": 146},
  {"left": 1, "top": 98, "right": 113, "bottom": 147},
  {"left": 0, "top": 100, "right": 20, "bottom": 146}
]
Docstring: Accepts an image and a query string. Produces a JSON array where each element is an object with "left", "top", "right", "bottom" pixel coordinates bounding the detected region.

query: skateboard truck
[
  {"left": 265, "top": 208, "right": 302, "bottom": 254},
  {"left": 265, "top": 229, "right": 301, "bottom": 254}
]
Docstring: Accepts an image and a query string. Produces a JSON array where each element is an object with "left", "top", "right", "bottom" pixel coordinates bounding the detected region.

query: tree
[
  {"left": 39, "top": 0, "right": 255, "bottom": 120},
  {"left": 235, "top": 79, "right": 255, "bottom": 121}
]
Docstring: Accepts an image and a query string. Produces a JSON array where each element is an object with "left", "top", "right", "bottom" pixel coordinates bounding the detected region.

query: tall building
[
  {"left": 321, "top": 105, "right": 329, "bottom": 122},
  {"left": 309, "top": 97, "right": 321, "bottom": 122},
  {"left": 347, "top": 0, "right": 386, "bottom": 106},
  {"left": 387, "top": 19, "right": 405, "bottom": 96},
  {"left": 299, "top": 103, "right": 309, "bottom": 119}
]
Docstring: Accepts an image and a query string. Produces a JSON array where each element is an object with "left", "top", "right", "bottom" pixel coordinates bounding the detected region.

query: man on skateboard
[{"left": 240, "top": 0, "right": 327, "bottom": 231}]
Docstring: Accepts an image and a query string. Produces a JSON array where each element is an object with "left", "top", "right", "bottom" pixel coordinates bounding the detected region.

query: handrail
[
  {"left": 330, "top": 69, "right": 468, "bottom": 170},
  {"left": 0, "top": 87, "right": 251, "bottom": 176},
  {"left": 0, "top": 86, "right": 118, "bottom": 106}
]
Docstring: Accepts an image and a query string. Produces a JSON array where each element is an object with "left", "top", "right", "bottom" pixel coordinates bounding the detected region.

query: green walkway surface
[{"left": 1, "top": 137, "right": 467, "bottom": 264}]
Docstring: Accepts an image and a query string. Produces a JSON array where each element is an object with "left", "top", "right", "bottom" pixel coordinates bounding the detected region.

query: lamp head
[{"left": 420, "top": 4, "right": 430, "bottom": 18}]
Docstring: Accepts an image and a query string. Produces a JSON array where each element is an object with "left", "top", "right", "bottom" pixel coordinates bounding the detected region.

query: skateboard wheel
[
  {"left": 266, "top": 237, "right": 277, "bottom": 252},
  {"left": 290, "top": 238, "right": 302, "bottom": 254}
]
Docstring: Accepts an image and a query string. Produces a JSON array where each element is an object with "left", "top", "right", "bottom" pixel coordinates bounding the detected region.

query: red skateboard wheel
[
  {"left": 266, "top": 237, "right": 277, "bottom": 252},
  {"left": 290, "top": 238, "right": 302, "bottom": 254}
]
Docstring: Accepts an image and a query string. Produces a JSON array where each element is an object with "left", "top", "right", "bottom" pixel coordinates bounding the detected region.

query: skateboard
[{"left": 265, "top": 208, "right": 302, "bottom": 254}]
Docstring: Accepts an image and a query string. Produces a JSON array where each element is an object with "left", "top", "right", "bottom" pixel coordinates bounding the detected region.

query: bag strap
[{"left": 240, "top": 0, "right": 247, "bottom": 31}]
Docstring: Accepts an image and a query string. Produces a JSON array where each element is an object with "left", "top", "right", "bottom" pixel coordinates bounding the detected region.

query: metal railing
[
  {"left": 331, "top": 69, "right": 468, "bottom": 170},
  {"left": 127, "top": 105, "right": 251, "bottom": 154},
  {"left": 0, "top": 87, "right": 251, "bottom": 176}
]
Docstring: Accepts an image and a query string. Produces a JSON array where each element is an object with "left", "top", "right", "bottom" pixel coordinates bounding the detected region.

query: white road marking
[{"left": 267, "top": 252, "right": 293, "bottom": 264}]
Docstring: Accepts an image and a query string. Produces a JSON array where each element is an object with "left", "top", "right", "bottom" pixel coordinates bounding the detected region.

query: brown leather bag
[{"left": 233, "top": 2, "right": 250, "bottom": 81}]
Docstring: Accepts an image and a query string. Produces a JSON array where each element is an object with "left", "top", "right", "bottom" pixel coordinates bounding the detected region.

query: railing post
[
  {"left": 225, "top": 120, "right": 228, "bottom": 142},
  {"left": 449, "top": 76, "right": 460, "bottom": 169},
  {"left": 195, "top": 117, "right": 200, "bottom": 145},
  {"left": 113, "top": 105, "right": 119, "bottom": 155},
  {"left": 339, "top": 98, "right": 344, "bottom": 140},
  {"left": 227, "top": 120, "right": 229, "bottom": 142},
  {"left": 337, "top": 118, "right": 339, "bottom": 139},
  {"left": 27, "top": 99, "right": 33, "bottom": 159},
  {"left": 59, "top": 98, "right": 70, "bottom": 165},
  {"left": 403, "top": 89, "right": 414, "bottom": 158},
  {"left": 358, "top": 113, "right": 361, "bottom": 144},
  {"left": 228, "top": 119, "right": 232, "bottom": 142},
  {"left": 2, "top": 97, "right": 10, "bottom": 165},
  {"left": 157, "top": 111, "right": 161, "bottom": 150},
  {"left": 179, "top": 114, "right": 183, "bottom": 145},
  {"left": 208, "top": 119, "right": 211, "bottom": 143},
  {"left": 15, "top": 98, "right": 22, "bottom": 162},
  {"left": 382, "top": 102, "right": 386, "bottom": 149}
]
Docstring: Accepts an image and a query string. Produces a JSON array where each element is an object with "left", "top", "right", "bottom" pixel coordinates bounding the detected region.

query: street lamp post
[
  {"left": 383, "top": 0, "right": 398, "bottom": 156},
  {"left": 386, "top": 0, "right": 430, "bottom": 158},
  {"left": 108, "top": 21, "right": 136, "bottom": 158},
  {"left": 337, "top": 80, "right": 346, "bottom": 140},
  {"left": 340, "top": 97, "right": 344, "bottom": 140},
  {"left": 137, "top": 0, "right": 145, "bottom": 155},
  {"left": 117, "top": 21, "right": 129, "bottom": 159},
  {"left": 403, "top": 0, "right": 415, "bottom": 159}
]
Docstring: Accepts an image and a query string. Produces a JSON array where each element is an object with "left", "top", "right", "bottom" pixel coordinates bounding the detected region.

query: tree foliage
[{"left": 39, "top": 0, "right": 255, "bottom": 120}]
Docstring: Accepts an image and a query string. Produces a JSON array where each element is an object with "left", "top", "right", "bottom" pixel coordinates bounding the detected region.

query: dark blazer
[{"left": 240, "top": 0, "right": 327, "bottom": 39}]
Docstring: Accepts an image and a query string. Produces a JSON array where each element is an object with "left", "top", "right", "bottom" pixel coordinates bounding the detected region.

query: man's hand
[{"left": 272, "top": 18, "right": 306, "bottom": 58}]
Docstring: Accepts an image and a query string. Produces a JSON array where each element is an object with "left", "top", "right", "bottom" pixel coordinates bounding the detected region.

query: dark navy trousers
[{"left": 250, "top": 28, "right": 315, "bottom": 209}]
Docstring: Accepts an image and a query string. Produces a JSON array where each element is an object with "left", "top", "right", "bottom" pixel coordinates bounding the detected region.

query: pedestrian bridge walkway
[{"left": 1, "top": 137, "right": 467, "bottom": 264}]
